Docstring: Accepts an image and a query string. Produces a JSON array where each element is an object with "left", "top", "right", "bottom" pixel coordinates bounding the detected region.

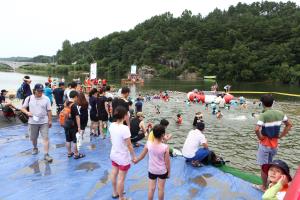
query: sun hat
[
  {"left": 262, "top": 160, "right": 292, "bottom": 182},
  {"left": 136, "top": 112, "right": 144, "bottom": 118}
]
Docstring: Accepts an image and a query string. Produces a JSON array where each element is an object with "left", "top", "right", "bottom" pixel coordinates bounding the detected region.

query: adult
[
  {"left": 130, "top": 112, "right": 147, "bottom": 147},
  {"left": 21, "top": 75, "right": 32, "bottom": 101},
  {"left": 182, "top": 122, "right": 209, "bottom": 167},
  {"left": 20, "top": 84, "right": 53, "bottom": 162},
  {"left": 112, "top": 87, "right": 130, "bottom": 127},
  {"left": 53, "top": 82, "right": 65, "bottom": 115},
  {"left": 135, "top": 98, "right": 143, "bottom": 113},
  {"left": 89, "top": 88, "right": 100, "bottom": 137},
  {"left": 97, "top": 88, "right": 109, "bottom": 138},
  {"left": 0, "top": 89, "right": 15, "bottom": 108},
  {"left": 44, "top": 82, "right": 53, "bottom": 106},
  {"left": 65, "top": 81, "right": 77, "bottom": 101},
  {"left": 105, "top": 85, "right": 114, "bottom": 99},
  {"left": 254, "top": 94, "right": 292, "bottom": 191},
  {"left": 77, "top": 92, "right": 89, "bottom": 133},
  {"left": 224, "top": 84, "right": 231, "bottom": 93}
]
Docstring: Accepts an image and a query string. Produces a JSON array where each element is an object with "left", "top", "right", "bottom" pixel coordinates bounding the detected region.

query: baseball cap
[
  {"left": 34, "top": 83, "right": 44, "bottom": 92},
  {"left": 262, "top": 160, "right": 292, "bottom": 182}
]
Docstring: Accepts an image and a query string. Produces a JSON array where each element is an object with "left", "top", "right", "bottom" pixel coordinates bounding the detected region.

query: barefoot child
[
  {"left": 110, "top": 106, "right": 137, "bottom": 200},
  {"left": 135, "top": 124, "right": 171, "bottom": 200},
  {"left": 262, "top": 160, "right": 292, "bottom": 200}
]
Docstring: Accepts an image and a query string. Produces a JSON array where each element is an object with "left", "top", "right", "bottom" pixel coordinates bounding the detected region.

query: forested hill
[{"left": 56, "top": 1, "right": 300, "bottom": 83}]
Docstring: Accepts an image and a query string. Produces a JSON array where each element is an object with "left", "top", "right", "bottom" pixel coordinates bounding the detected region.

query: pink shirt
[{"left": 146, "top": 141, "right": 168, "bottom": 175}]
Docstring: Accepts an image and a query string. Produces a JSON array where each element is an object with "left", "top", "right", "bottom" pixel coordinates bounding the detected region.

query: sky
[{"left": 0, "top": 0, "right": 299, "bottom": 57}]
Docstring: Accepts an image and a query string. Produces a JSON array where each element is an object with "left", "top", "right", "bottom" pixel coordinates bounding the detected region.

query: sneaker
[
  {"left": 44, "top": 154, "right": 53, "bottom": 162},
  {"left": 32, "top": 148, "right": 39, "bottom": 155}
]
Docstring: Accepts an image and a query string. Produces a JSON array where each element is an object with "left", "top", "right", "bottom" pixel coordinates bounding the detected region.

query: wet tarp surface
[{"left": 0, "top": 122, "right": 263, "bottom": 200}]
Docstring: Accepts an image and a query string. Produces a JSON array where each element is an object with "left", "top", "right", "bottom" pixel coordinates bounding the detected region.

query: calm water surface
[{"left": 0, "top": 72, "right": 299, "bottom": 175}]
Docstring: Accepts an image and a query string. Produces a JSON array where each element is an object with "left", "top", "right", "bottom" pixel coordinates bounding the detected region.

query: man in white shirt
[{"left": 182, "top": 122, "right": 209, "bottom": 167}]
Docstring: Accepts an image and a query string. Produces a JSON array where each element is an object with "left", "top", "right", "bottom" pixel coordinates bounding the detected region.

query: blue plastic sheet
[{"left": 0, "top": 122, "right": 263, "bottom": 200}]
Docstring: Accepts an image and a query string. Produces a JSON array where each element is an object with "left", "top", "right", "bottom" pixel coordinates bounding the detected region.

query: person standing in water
[{"left": 254, "top": 94, "right": 292, "bottom": 191}]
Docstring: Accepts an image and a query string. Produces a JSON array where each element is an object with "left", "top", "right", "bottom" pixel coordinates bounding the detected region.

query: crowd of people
[{"left": 0, "top": 75, "right": 295, "bottom": 200}]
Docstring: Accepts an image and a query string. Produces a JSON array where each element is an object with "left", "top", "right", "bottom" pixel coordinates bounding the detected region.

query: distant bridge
[{"left": 0, "top": 60, "right": 47, "bottom": 70}]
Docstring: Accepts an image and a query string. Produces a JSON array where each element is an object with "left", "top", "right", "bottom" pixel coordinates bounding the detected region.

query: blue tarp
[{"left": 0, "top": 122, "right": 262, "bottom": 200}]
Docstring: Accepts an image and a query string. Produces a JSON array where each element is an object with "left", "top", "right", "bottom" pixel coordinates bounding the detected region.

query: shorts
[
  {"left": 148, "top": 172, "right": 168, "bottom": 180},
  {"left": 257, "top": 144, "right": 277, "bottom": 166},
  {"left": 185, "top": 148, "right": 209, "bottom": 162},
  {"left": 111, "top": 160, "right": 130, "bottom": 171},
  {"left": 65, "top": 127, "right": 77, "bottom": 143},
  {"left": 28, "top": 123, "right": 49, "bottom": 141}
]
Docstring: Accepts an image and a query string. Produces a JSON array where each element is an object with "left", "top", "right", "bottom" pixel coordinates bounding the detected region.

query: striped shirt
[{"left": 257, "top": 108, "right": 288, "bottom": 148}]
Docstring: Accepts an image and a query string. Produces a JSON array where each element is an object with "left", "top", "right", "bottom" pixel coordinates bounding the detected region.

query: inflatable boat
[{"left": 0, "top": 122, "right": 263, "bottom": 199}]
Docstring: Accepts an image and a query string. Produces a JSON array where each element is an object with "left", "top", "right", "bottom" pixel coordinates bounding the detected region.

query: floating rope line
[{"left": 229, "top": 91, "right": 300, "bottom": 97}]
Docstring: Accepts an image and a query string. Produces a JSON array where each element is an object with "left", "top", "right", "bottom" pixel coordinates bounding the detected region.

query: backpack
[
  {"left": 16, "top": 83, "right": 26, "bottom": 99},
  {"left": 59, "top": 103, "right": 74, "bottom": 127},
  {"left": 202, "top": 150, "right": 226, "bottom": 167}
]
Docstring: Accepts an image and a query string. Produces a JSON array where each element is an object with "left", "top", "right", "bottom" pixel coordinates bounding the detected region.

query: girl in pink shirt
[{"left": 135, "top": 124, "right": 171, "bottom": 200}]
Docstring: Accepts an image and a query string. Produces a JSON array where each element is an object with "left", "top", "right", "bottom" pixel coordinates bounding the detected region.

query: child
[
  {"left": 182, "top": 122, "right": 209, "bottom": 167},
  {"left": 176, "top": 114, "right": 182, "bottom": 124},
  {"left": 110, "top": 106, "right": 137, "bottom": 200},
  {"left": 64, "top": 91, "right": 85, "bottom": 159},
  {"left": 262, "top": 160, "right": 292, "bottom": 200},
  {"left": 135, "top": 124, "right": 170, "bottom": 200},
  {"left": 216, "top": 110, "right": 223, "bottom": 119},
  {"left": 193, "top": 112, "right": 203, "bottom": 126}
]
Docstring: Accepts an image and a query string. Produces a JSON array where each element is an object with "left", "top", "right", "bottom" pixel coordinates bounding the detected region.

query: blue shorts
[
  {"left": 257, "top": 144, "right": 277, "bottom": 166},
  {"left": 185, "top": 148, "right": 209, "bottom": 162}
]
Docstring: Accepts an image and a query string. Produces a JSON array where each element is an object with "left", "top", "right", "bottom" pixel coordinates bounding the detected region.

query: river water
[{"left": 0, "top": 72, "right": 299, "bottom": 175}]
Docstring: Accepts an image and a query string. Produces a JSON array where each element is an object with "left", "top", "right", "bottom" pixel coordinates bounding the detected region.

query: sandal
[
  {"left": 74, "top": 153, "right": 85, "bottom": 159},
  {"left": 192, "top": 161, "right": 203, "bottom": 167},
  {"left": 67, "top": 152, "right": 74, "bottom": 158},
  {"left": 112, "top": 191, "right": 126, "bottom": 199}
]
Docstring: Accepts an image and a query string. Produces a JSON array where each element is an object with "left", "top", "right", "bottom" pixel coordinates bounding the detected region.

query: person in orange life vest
[
  {"left": 262, "top": 160, "right": 292, "bottom": 200},
  {"left": 176, "top": 114, "right": 183, "bottom": 124}
]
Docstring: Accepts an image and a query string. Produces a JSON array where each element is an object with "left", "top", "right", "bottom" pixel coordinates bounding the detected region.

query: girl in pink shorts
[{"left": 109, "top": 106, "right": 137, "bottom": 200}]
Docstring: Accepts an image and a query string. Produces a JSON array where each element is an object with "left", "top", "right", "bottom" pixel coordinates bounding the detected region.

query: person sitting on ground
[
  {"left": 134, "top": 124, "right": 171, "bottom": 200},
  {"left": 130, "top": 112, "right": 147, "bottom": 147},
  {"left": 64, "top": 90, "right": 85, "bottom": 159},
  {"left": 53, "top": 82, "right": 65, "bottom": 115},
  {"left": 135, "top": 97, "right": 143, "bottom": 113},
  {"left": 176, "top": 114, "right": 182, "bottom": 124},
  {"left": 109, "top": 106, "right": 137, "bottom": 200},
  {"left": 193, "top": 112, "right": 203, "bottom": 126},
  {"left": 148, "top": 119, "right": 172, "bottom": 143},
  {"left": 0, "top": 89, "right": 15, "bottom": 109},
  {"left": 262, "top": 160, "right": 292, "bottom": 200},
  {"left": 182, "top": 122, "right": 209, "bottom": 167},
  {"left": 254, "top": 94, "right": 292, "bottom": 191}
]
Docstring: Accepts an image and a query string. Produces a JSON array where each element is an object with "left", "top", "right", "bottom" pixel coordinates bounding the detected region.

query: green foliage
[
  {"left": 54, "top": 2, "right": 300, "bottom": 83},
  {"left": 0, "top": 63, "right": 13, "bottom": 72}
]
